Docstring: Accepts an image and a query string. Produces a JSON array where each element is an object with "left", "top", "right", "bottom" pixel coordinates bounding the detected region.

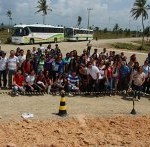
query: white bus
[
  {"left": 64, "top": 27, "right": 93, "bottom": 41},
  {"left": 11, "top": 24, "right": 64, "bottom": 44}
]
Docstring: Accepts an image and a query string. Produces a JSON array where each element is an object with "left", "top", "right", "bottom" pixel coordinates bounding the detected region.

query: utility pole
[
  {"left": 129, "top": 20, "right": 131, "bottom": 30},
  {"left": 136, "top": 25, "right": 139, "bottom": 37},
  {"left": 109, "top": 16, "right": 111, "bottom": 31},
  {"left": 87, "top": 8, "right": 93, "bottom": 29}
]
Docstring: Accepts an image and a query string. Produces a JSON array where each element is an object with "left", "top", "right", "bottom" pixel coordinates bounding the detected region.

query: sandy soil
[
  {"left": 0, "top": 115, "right": 150, "bottom": 146},
  {"left": 0, "top": 38, "right": 149, "bottom": 147}
]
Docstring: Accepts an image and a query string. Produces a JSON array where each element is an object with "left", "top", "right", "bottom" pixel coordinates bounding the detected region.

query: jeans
[
  {"left": 105, "top": 78, "right": 112, "bottom": 92},
  {"left": 12, "top": 86, "right": 25, "bottom": 94},
  {"left": 87, "top": 78, "right": 99, "bottom": 93},
  {"left": 118, "top": 77, "right": 129, "bottom": 91},
  {"left": 143, "top": 78, "right": 150, "bottom": 94},
  {"left": 0, "top": 70, "right": 7, "bottom": 87},
  {"left": 8, "top": 70, "right": 16, "bottom": 88},
  {"left": 133, "top": 85, "right": 143, "bottom": 99},
  {"left": 112, "top": 77, "right": 119, "bottom": 91}
]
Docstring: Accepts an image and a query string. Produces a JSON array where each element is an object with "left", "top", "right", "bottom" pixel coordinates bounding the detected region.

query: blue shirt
[{"left": 119, "top": 65, "right": 130, "bottom": 79}]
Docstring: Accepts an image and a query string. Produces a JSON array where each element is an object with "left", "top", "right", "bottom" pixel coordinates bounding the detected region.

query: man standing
[
  {"left": 87, "top": 41, "right": 92, "bottom": 55},
  {"left": 18, "top": 49, "right": 26, "bottom": 69},
  {"left": 6, "top": 50, "right": 19, "bottom": 89},
  {"left": 0, "top": 51, "right": 7, "bottom": 89},
  {"left": 87, "top": 61, "right": 100, "bottom": 94},
  {"left": 119, "top": 61, "right": 130, "bottom": 93}
]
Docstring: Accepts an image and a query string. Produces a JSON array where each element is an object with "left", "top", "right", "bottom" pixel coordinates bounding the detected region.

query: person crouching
[{"left": 12, "top": 69, "right": 25, "bottom": 96}]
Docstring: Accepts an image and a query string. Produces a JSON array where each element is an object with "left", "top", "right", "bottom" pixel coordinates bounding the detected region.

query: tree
[
  {"left": 77, "top": 16, "right": 82, "bottom": 28},
  {"left": 130, "top": 0, "right": 150, "bottom": 46},
  {"left": 143, "top": 26, "right": 150, "bottom": 40},
  {"left": 36, "top": 0, "right": 52, "bottom": 24},
  {"left": 113, "top": 23, "right": 119, "bottom": 32},
  {"left": 103, "top": 28, "right": 108, "bottom": 33},
  {"left": 6, "top": 10, "right": 12, "bottom": 26}
]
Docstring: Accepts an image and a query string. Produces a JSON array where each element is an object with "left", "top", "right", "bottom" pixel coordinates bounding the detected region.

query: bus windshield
[
  {"left": 12, "top": 27, "right": 24, "bottom": 36},
  {"left": 64, "top": 28, "right": 73, "bottom": 37}
]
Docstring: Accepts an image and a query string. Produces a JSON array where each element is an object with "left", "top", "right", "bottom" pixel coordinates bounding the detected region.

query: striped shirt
[
  {"left": 68, "top": 74, "right": 79, "bottom": 86},
  {"left": 0, "top": 57, "right": 7, "bottom": 71},
  {"left": 7, "top": 56, "right": 19, "bottom": 70}
]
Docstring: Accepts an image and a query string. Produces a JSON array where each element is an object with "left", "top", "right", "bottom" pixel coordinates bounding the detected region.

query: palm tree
[
  {"left": 6, "top": 10, "right": 12, "bottom": 26},
  {"left": 77, "top": 16, "right": 82, "bottom": 28},
  {"left": 113, "top": 23, "right": 119, "bottom": 34},
  {"left": 36, "top": 0, "right": 52, "bottom": 24},
  {"left": 131, "top": 0, "right": 150, "bottom": 46}
]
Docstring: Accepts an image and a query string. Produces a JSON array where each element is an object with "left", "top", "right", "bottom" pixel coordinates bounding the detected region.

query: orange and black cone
[
  {"left": 131, "top": 99, "right": 136, "bottom": 115},
  {"left": 58, "top": 92, "right": 67, "bottom": 117}
]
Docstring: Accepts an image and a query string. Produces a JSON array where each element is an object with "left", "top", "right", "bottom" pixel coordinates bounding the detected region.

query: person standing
[
  {"left": 87, "top": 41, "right": 92, "bottom": 55},
  {"left": 104, "top": 62, "right": 113, "bottom": 96},
  {"left": 130, "top": 66, "right": 145, "bottom": 101},
  {"left": 0, "top": 51, "right": 7, "bottom": 89},
  {"left": 18, "top": 49, "right": 26, "bottom": 69},
  {"left": 118, "top": 61, "right": 130, "bottom": 93},
  {"left": 87, "top": 61, "right": 100, "bottom": 95},
  {"left": 6, "top": 50, "right": 19, "bottom": 89},
  {"left": 142, "top": 60, "right": 150, "bottom": 94}
]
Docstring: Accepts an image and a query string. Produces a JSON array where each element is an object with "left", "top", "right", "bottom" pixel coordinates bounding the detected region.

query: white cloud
[{"left": 0, "top": 0, "right": 148, "bottom": 30}]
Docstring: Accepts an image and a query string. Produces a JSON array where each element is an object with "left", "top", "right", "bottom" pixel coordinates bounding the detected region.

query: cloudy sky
[{"left": 0, "top": 0, "right": 150, "bottom": 30}]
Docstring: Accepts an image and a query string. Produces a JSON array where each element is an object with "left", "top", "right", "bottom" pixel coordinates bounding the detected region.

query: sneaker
[
  {"left": 68, "top": 93, "right": 73, "bottom": 96},
  {"left": 56, "top": 92, "right": 60, "bottom": 96},
  {"left": 123, "top": 90, "right": 127, "bottom": 95},
  {"left": 15, "top": 93, "right": 19, "bottom": 96}
]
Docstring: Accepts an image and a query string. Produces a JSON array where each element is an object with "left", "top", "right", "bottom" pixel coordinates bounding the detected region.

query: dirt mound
[{"left": 0, "top": 115, "right": 150, "bottom": 146}]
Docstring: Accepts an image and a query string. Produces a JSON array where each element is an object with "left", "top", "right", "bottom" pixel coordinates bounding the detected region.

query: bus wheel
[
  {"left": 54, "top": 38, "right": 57, "bottom": 43},
  {"left": 30, "top": 39, "right": 34, "bottom": 44}
]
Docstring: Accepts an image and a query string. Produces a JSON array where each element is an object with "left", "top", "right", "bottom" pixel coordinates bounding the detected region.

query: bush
[
  {"left": 5, "top": 37, "right": 11, "bottom": 44},
  {"left": 137, "top": 45, "right": 146, "bottom": 50}
]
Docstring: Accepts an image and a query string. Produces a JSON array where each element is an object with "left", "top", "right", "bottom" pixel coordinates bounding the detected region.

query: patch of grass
[
  {"left": 94, "top": 32, "right": 131, "bottom": 40},
  {"left": 112, "top": 42, "right": 149, "bottom": 51},
  {"left": 112, "top": 42, "right": 138, "bottom": 50},
  {"left": 0, "top": 29, "right": 12, "bottom": 44}
]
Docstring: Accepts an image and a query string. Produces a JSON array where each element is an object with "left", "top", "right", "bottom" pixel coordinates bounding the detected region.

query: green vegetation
[
  {"left": 0, "top": 28, "right": 12, "bottom": 44},
  {"left": 93, "top": 29, "right": 138, "bottom": 40},
  {"left": 112, "top": 42, "right": 150, "bottom": 51},
  {"left": 130, "top": 0, "right": 150, "bottom": 47}
]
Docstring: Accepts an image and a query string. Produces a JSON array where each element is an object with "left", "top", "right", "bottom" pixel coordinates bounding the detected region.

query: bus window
[
  {"left": 23, "top": 27, "right": 29, "bottom": 36},
  {"left": 12, "top": 27, "right": 24, "bottom": 36}
]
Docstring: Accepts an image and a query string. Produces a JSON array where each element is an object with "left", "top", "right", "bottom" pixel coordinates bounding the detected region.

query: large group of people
[{"left": 0, "top": 42, "right": 149, "bottom": 100}]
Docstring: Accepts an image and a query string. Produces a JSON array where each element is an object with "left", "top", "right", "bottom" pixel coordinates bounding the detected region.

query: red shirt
[
  {"left": 13, "top": 74, "right": 24, "bottom": 86},
  {"left": 107, "top": 67, "right": 113, "bottom": 78},
  {"left": 22, "top": 60, "right": 31, "bottom": 74}
]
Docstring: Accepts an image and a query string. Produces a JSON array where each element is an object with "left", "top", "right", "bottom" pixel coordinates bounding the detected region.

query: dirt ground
[
  {"left": 0, "top": 38, "right": 150, "bottom": 146},
  {"left": 0, "top": 115, "right": 150, "bottom": 147}
]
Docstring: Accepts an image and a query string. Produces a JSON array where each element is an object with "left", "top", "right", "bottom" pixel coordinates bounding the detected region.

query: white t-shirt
[
  {"left": 133, "top": 72, "right": 145, "bottom": 86},
  {"left": 0, "top": 57, "right": 7, "bottom": 71},
  {"left": 26, "top": 75, "right": 35, "bottom": 85},
  {"left": 87, "top": 66, "right": 100, "bottom": 80},
  {"left": 40, "top": 46, "right": 45, "bottom": 53},
  {"left": 7, "top": 56, "right": 19, "bottom": 70},
  {"left": 18, "top": 55, "right": 26, "bottom": 67}
]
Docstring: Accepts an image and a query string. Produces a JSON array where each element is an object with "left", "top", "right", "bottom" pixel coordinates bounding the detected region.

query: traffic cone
[
  {"left": 131, "top": 99, "right": 136, "bottom": 115},
  {"left": 58, "top": 92, "right": 67, "bottom": 117}
]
